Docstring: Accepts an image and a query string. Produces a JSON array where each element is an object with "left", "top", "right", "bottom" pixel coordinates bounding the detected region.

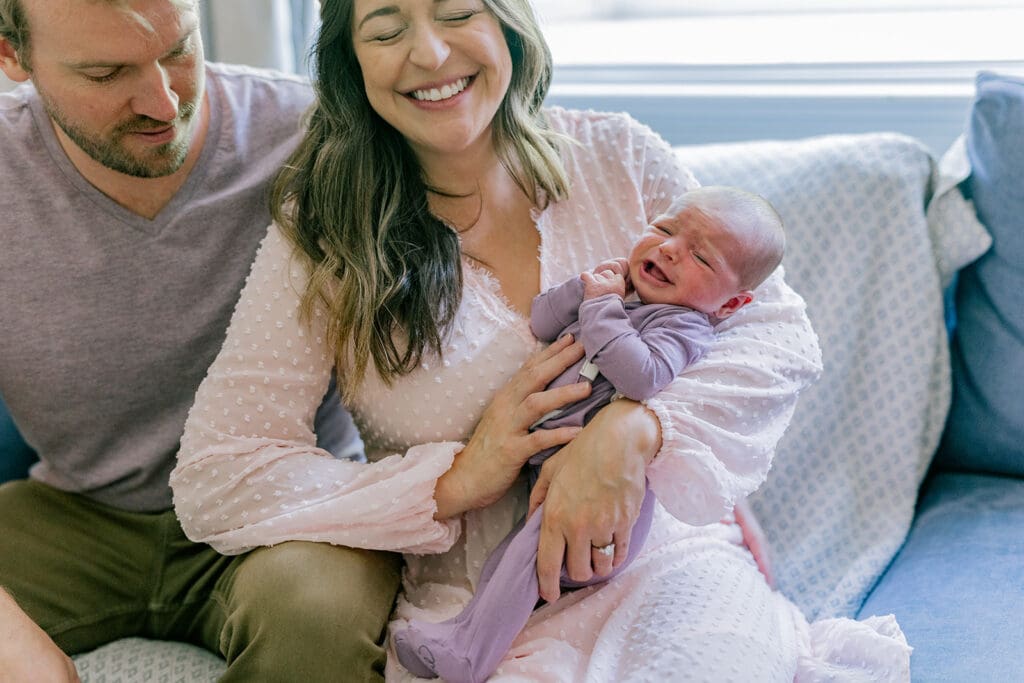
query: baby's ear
[{"left": 714, "top": 292, "right": 754, "bottom": 319}]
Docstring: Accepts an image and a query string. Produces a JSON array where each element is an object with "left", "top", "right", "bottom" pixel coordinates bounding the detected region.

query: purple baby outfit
[
  {"left": 528, "top": 275, "right": 713, "bottom": 465},
  {"left": 394, "top": 276, "right": 712, "bottom": 682}
]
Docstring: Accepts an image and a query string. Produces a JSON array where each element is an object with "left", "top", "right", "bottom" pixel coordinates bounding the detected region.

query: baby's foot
[
  {"left": 393, "top": 628, "right": 440, "bottom": 679},
  {"left": 393, "top": 621, "right": 482, "bottom": 683}
]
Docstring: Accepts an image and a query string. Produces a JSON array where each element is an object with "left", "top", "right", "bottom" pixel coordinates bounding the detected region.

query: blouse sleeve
[
  {"left": 623, "top": 116, "right": 824, "bottom": 526},
  {"left": 170, "top": 225, "right": 461, "bottom": 556}
]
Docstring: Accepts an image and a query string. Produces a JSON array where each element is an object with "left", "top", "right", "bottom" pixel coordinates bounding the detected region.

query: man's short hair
[
  {"left": 1, "top": 0, "right": 197, "bottom": 70},
  {"left": 0, "top": 1, "right": 30, "bottom": 65}
]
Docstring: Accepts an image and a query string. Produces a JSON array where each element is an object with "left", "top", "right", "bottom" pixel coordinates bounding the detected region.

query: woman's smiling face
[{"left": 351, "top": 0, "right": 512, "bottom": 164}]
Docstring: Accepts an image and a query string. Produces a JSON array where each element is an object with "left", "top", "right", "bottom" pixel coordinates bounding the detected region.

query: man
[{"left": 0, "top": 1, "right": 401, "bottom": 680}]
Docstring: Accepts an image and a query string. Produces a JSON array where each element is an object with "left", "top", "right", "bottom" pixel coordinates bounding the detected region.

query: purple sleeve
[
  {"left": 577, "top": 297, "right": 713, "bottom": 401},
  {"left": 529, "top": 276, "right": 586, "bottom": 342}
]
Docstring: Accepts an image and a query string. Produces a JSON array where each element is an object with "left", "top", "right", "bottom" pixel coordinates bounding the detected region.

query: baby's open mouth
[{"left": 644, "top": 260, "right": 670, "bottom": 283}]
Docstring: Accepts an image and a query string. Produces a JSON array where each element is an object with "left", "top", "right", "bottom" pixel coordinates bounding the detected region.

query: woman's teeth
[{"left": 411, "top": 77, "right": 470, "bottom": 102}]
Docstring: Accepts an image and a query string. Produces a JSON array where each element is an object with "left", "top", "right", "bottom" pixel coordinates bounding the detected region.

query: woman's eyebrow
[
  {"left": 358, "top": 5, "right": 400, "bottom": 30},
  {"left": 358, "top": 0, "right": 454, "bottom": 29}
]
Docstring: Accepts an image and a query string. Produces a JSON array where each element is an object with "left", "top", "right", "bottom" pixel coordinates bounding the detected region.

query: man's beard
[{"left": 43, "top": 96, "right": 198, "bottom": 179}]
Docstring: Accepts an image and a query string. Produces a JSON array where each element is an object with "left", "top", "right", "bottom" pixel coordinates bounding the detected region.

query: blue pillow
[
  {"left": 936, "top": 71, "right": 1024, "bottom": 476},
  {"left": 0, "top": 393, "right": 36, "bottom": 483}
]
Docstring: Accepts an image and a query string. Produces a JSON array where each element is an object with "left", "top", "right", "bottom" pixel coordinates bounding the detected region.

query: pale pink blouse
[{"left": 169, "top": 109, "right": 897, "bottom": 682}]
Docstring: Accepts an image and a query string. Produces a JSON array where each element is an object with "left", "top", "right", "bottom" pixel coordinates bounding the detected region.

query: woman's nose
[{"left": 409, "top": 25, "right": 451, "bottom": 70}]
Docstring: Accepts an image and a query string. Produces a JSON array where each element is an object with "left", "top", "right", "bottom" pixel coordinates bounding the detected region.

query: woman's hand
[
  {"left": 433, "top": 334, "right": 590, "bottom": 520},
  {"left": 530, "top": 399, "right": 661, "bottom": 603}
]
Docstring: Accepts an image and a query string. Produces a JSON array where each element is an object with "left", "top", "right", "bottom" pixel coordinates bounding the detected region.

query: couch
[{"left": 2, "top": 71, "right": 1020, "bottom": 682}]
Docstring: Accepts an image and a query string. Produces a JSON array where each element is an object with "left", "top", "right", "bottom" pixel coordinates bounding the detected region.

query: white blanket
[{"left": 678, "top": 133, "right": 990, "bottom": 618}]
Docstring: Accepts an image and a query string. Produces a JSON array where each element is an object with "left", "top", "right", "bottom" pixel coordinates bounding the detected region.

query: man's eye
[
  {"left": 167, "top": 45, "right": 191, "bottom": 60},
  {"left": 83, "top": 69, "right": 120, "bottom": 83}
]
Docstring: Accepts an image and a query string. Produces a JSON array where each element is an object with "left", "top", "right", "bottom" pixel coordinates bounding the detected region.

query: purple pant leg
[
  {"left": 392, "top": 508, "right": 544, "bottom": 682},
  {"left": 393, "top": 482, "right": 656, "bottom": 682}
]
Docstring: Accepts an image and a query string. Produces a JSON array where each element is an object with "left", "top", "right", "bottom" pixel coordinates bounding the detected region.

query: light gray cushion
[
  {"left": 73, "top": 638, "right": 224, "bottom": 683},
  {"left": 679, "top": 133, "right": 957, "bottom": 618}
]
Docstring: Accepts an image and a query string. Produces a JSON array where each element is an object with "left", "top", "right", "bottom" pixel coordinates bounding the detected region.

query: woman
[{"left": 172, "top": 0, "right": 910, "bottom": 680}]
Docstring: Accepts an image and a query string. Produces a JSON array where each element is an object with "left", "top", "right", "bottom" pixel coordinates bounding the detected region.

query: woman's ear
[
  {"left": 0, "top": 38, "right": 31, "bottom": 83},
  {"left": 714, "top": 291, "right": 754, "bottom": 319}
]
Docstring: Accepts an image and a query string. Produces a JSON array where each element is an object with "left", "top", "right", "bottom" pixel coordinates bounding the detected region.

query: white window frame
[{"left": 538, "top": 4, "right": 1024, "bottom": 154}]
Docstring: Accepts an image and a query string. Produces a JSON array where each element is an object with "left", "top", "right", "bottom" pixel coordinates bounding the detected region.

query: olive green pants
[{"left": 0, "top": 480, "right": 403, "bottom": 682}]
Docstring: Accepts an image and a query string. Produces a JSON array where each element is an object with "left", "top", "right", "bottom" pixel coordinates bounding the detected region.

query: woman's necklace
[{"left": 429, "top": 186, "right": 484, "bottom": 235}]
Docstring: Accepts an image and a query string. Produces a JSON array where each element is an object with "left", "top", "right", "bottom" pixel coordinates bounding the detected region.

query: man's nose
[{"left": 131, "top": 64, "right": 179, "bottom": 123}]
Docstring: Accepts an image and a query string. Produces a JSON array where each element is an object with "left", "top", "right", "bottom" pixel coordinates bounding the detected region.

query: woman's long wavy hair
[{"left": 272, "top": 0, "right": 570, "bottom": 399}]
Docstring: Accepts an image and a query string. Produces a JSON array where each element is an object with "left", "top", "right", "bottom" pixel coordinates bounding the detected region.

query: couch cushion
[
  {"left": 858, "top": 472, "right": 1024, "bottom": 681},
  {"left": 679, "top": 133, "right": 961, "bottom": 619},
  {"left": 73, "top": 638, "right": 224, "bottom": 682},
  {"left": 0, "top": 393, "right": 35, "bottom": 483},
  {"left": 936, "top": 71, "right": 1024, "bottom": 476}
]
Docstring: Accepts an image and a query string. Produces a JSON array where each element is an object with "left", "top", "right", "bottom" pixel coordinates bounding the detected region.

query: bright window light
[{"left": 533, "top": 1, "right": 1024, "bottom": 66}]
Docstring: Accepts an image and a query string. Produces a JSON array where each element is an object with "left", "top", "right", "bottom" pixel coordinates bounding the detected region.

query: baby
[{"left": 395, "top": 185, "right": 786, "bottom": 683}]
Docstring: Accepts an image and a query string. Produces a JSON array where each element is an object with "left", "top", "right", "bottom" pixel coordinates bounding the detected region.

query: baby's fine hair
[{"left": 666, "top": 186, "right": 786, "bottom": 290}]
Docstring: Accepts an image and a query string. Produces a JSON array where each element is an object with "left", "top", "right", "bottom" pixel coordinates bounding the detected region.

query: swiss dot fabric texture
[{"left": 173, "top": 113, "right": 913, "bottom": 680}]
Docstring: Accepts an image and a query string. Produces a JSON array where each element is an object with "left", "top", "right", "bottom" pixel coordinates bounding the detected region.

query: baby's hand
[
  {"left": 592, "top": 258, "right": 629, "bottom": 278},
  {"left": 582, "top": 269, "right": 627, "bottom": 300},
  {"left": 584, "top": 258, "right": 632, "bottom": 299}
]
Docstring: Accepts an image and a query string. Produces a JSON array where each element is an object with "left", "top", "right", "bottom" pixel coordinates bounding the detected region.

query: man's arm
[{"left": 0, "top": 588, "right": 79, "bottom": 683}]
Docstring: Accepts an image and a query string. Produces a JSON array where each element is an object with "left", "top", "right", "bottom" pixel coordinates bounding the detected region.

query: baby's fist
[
  {"left": 592, "top": 258, "right": 629, "bottom": 278},
  {"left": 582, "top": 270, "right": 627, "bottom": 300}
]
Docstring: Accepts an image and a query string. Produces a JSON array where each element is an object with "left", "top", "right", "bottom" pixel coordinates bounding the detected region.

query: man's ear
[
  {"left": 714, "top": 291, "right": 754, "bottom": 319},
  {"left": 0, "top": 38, "right": 31, "bottom": 83}
]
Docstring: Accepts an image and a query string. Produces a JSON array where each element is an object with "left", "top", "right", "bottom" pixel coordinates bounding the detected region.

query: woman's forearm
[
  {"left": 432, "top": 456, "right": 472, "bottom": 520},
  {"left": 591, "top": 398, "right": 662, "bottom": 465}
]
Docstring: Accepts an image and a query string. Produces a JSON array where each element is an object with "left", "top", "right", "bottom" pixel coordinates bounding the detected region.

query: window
[
  {"left": 534, "top": 1, "right": 1024, "bottom": 153},
  {"left": 533, "top": 1, "right": 1024, "bottom": 65},
  {"left": 534, "top": 1, "right": 1022, "bottom": 21}
]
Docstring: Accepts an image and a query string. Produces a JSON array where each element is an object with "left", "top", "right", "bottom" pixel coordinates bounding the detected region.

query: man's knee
[
  {"left": 233, "top": 541, "right": 402, "bottom": 624},
  {"left": 220, "top": 541, "right": 402, "bottom": 681}
]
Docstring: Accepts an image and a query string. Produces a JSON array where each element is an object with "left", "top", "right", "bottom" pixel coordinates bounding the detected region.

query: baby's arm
[
  {"left": 529, "top": 276, "right": 586, "bottom": 342},
  {"left": 578, "top": 302, "right": 713, "bottom": 401}
]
